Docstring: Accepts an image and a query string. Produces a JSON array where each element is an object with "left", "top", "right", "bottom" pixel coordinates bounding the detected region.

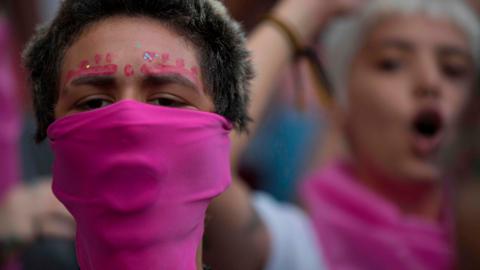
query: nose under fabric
[{"left": 48, "top": 100, "right": 233, "bottom": 270}]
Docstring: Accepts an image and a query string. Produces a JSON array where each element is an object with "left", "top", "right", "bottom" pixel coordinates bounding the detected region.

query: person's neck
[
  {"left": 197, "top": 240, "right": 203, "bottom": 270},
  {"left": 355, "top": 164, "right": 443, "bottom": 222}
]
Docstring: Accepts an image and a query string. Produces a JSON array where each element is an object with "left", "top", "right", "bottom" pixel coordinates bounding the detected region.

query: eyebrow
[
  {"left": 70, "top": 75, "right": 116, "bottom": 87},
  {"left": 437, "top": 46, "right": 472, "bottom": 61},
  {"left": 143, "top": 73, "right": 201, "bottom": 93},
  {"left": 61, "top": 75, "right": 116, "bottom": 95},
  {"left": 374, "top": 39, "right": 472, "bottom": 59},
  {"left": 375, "top": 39, "right": 415, "bottom": 52},
  {"left": 63, "top": 72, "right": 202, "bottom": 95}
]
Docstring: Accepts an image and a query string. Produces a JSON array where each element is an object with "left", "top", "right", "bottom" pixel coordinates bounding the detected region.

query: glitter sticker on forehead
[
  {"left": 139, "top": 50, "right": 200, "bottom": 85},
  {"left": 95, "top": 54, "right": 102, "bottom": 64},
  {"left": 80, "top": 60, "right": 90, "bottom": 69},
  {"left": 65, "top": 50, "right": 200, "bottom": 87},
  {"left": 106, "top": 53, "right": 113, "bottom": 63},
  {"left": 124, "top": 64, "right": 134, "bottom": 77},
  {"left": 65, "top": 53, "right": 118, "bottom": 85},
  {"left": 143, "top": 51, "right": 155, "bottom": 62}
]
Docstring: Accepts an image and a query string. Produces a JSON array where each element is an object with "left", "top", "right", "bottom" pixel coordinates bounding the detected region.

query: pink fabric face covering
[
  {"left": 301, "top": 161, "right": 453, "bottom": 270},
  {"left": 48, "top": 100, "right": 232, "bottom": 270}
]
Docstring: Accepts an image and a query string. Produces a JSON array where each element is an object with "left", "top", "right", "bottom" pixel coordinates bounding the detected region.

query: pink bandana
[
  {"left": 301, "top": 160, "right": 453, "bottom": 270},
  {"left": 48, "top": 100, "right": 232, "bottom": 270}
]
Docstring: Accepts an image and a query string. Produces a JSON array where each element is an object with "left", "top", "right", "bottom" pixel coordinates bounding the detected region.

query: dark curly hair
[{"left": 23, "top": 0, "right": 253, "bottom": 142}]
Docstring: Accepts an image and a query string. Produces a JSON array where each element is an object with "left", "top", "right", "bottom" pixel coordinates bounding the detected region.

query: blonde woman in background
[{"left": 205, "top": 0, "right": 480, "bottom": 269}]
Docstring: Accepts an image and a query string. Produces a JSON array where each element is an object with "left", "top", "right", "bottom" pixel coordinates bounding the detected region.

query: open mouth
[
  {"left": 411, "top": 109, "right": 444, "bottom": 157},
  {"left": 413, "top": 110, "right": 443, "bottom": 138}
]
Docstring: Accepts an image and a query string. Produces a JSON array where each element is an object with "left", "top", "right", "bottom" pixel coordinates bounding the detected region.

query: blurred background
[{"left": 0, "top": 0, "right": 479, "bottom": 269}]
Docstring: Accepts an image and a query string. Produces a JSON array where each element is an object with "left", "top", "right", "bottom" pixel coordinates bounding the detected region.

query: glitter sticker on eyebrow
[
  {"left": 66, "top": 64, "right": 118, "bottom": 84},
  {"left": 80, "top": 60, "right": 90, "bottom": 69},
  {"left": 138, "top": 50, "right": 200, "bottom": 84},
  {"left": 65, "top": 53, "right": 118, "bottom": 85}
]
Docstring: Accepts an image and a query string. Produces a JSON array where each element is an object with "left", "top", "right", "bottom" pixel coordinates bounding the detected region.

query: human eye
[
  {"left": 439, "top": 49, "right": 474, "bottom": 82},
  {"left": 371, "top": 47, "right": 408, "bottom": 74},
  {"left": 75, "top": 96, "right": 113, "bottom": 111},
  {"left": 148, "top": 94, "right": 192, "bottom": 109},
  {"left": 441, "top": 61, "right": 471, "bottom": 80},
  {"left": 375, "top": 57, "right": 404, "bottom": 73}
]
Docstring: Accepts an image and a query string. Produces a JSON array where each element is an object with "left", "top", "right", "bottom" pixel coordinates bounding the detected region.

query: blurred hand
[
  {"left": 29, "top": 180, "right": 75, "bottom": 240},
  {"left": 326, "top": 0, "right": 368, "bottom": 16},
  {"left": 0, "top": 185, "right": 36, "bottom": 243},
  {"left": 0, "top": 180, "right": 75, "bottom": 245}
]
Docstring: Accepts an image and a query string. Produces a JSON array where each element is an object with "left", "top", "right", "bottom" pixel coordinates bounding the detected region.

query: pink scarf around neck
[{"left": 301, "top": 160, "right": 454, "bottom": 270}]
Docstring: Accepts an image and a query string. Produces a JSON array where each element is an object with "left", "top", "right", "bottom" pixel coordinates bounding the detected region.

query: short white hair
[{"left": 323, "top": 0, "right": 480, "bottom": 103}]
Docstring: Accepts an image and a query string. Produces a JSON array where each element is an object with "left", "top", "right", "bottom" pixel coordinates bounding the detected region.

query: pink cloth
[
  {"left": 0, "top": 16, "right": 21, "bottom": 270},
  {"left": 1, "top": 261, "right": 20, "bottom": 270},
  {"left": 301, "top": 160, "right": 453, "bottom": 270},
  {"left": 0, "top": 17, "right": 20, "bottom": 202},
  {"left": 48, "top": 100, "right": 232, "bottom": 270}
]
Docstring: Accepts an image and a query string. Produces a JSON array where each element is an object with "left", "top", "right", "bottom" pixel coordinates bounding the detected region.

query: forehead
[
  {"left": 365, "top": 14, "right": 470, "bottom": 50},
  {"left": 62, "top": 16, "right": 199, "bottom": 72}
]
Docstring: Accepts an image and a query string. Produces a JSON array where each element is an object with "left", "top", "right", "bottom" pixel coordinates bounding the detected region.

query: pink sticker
[
  {"left": 124, "top": 64, "right": 134, "bottom": 77},
  {"left": 143, "top": 51, "right": 157, "bottom": 62},
  {"left": 190, "top": 67, "right": 199, "bottom": 76},
  {"left": 66, "top": 52, "right": 198, "bottom": 87},
  {"left": 161, "top": 53, "right": 170, "bottom": 63},
  {"left": 106, "top": 53, "right": 113, "bottom": 63},
  {"left": 95, "top": 54, "right": 102, "bottom": 64},
  {"left": 66, "top": 64, "right": 118, "bottom": 83},
  {"left": 80, "top": 60, "right": 90, "bottom": 69},
  {"left": 140, "top": 61, "right": 199, "bottom": 86},
  {"left": 66, "top": 53, "right": 118, "bottom": 85},
  {"left": 140, "top": 64, "right": 150, "bottom": 75},
  {"left": 138, "top": 52, "right": 200, "bottom": 85},
  {"left": 176, "top": 59, "right": 185, "bottom": 68}
]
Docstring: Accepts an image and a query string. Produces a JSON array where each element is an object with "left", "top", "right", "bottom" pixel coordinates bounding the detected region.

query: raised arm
[{"left": 205, "top": 1, "right": 366, "bottom": 270}]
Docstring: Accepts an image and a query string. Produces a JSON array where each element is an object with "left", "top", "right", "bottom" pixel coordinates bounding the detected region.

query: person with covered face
[
  {"left": 22, "top": 0, "right": 252, "bottom": 269},
  {"left": 205, "top": 0, "right": 480, "bottom": 269}
]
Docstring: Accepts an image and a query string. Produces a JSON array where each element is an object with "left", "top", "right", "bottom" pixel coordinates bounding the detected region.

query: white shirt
[{"left": 253, "top": 192, "right": 327, "bottom": 270}]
